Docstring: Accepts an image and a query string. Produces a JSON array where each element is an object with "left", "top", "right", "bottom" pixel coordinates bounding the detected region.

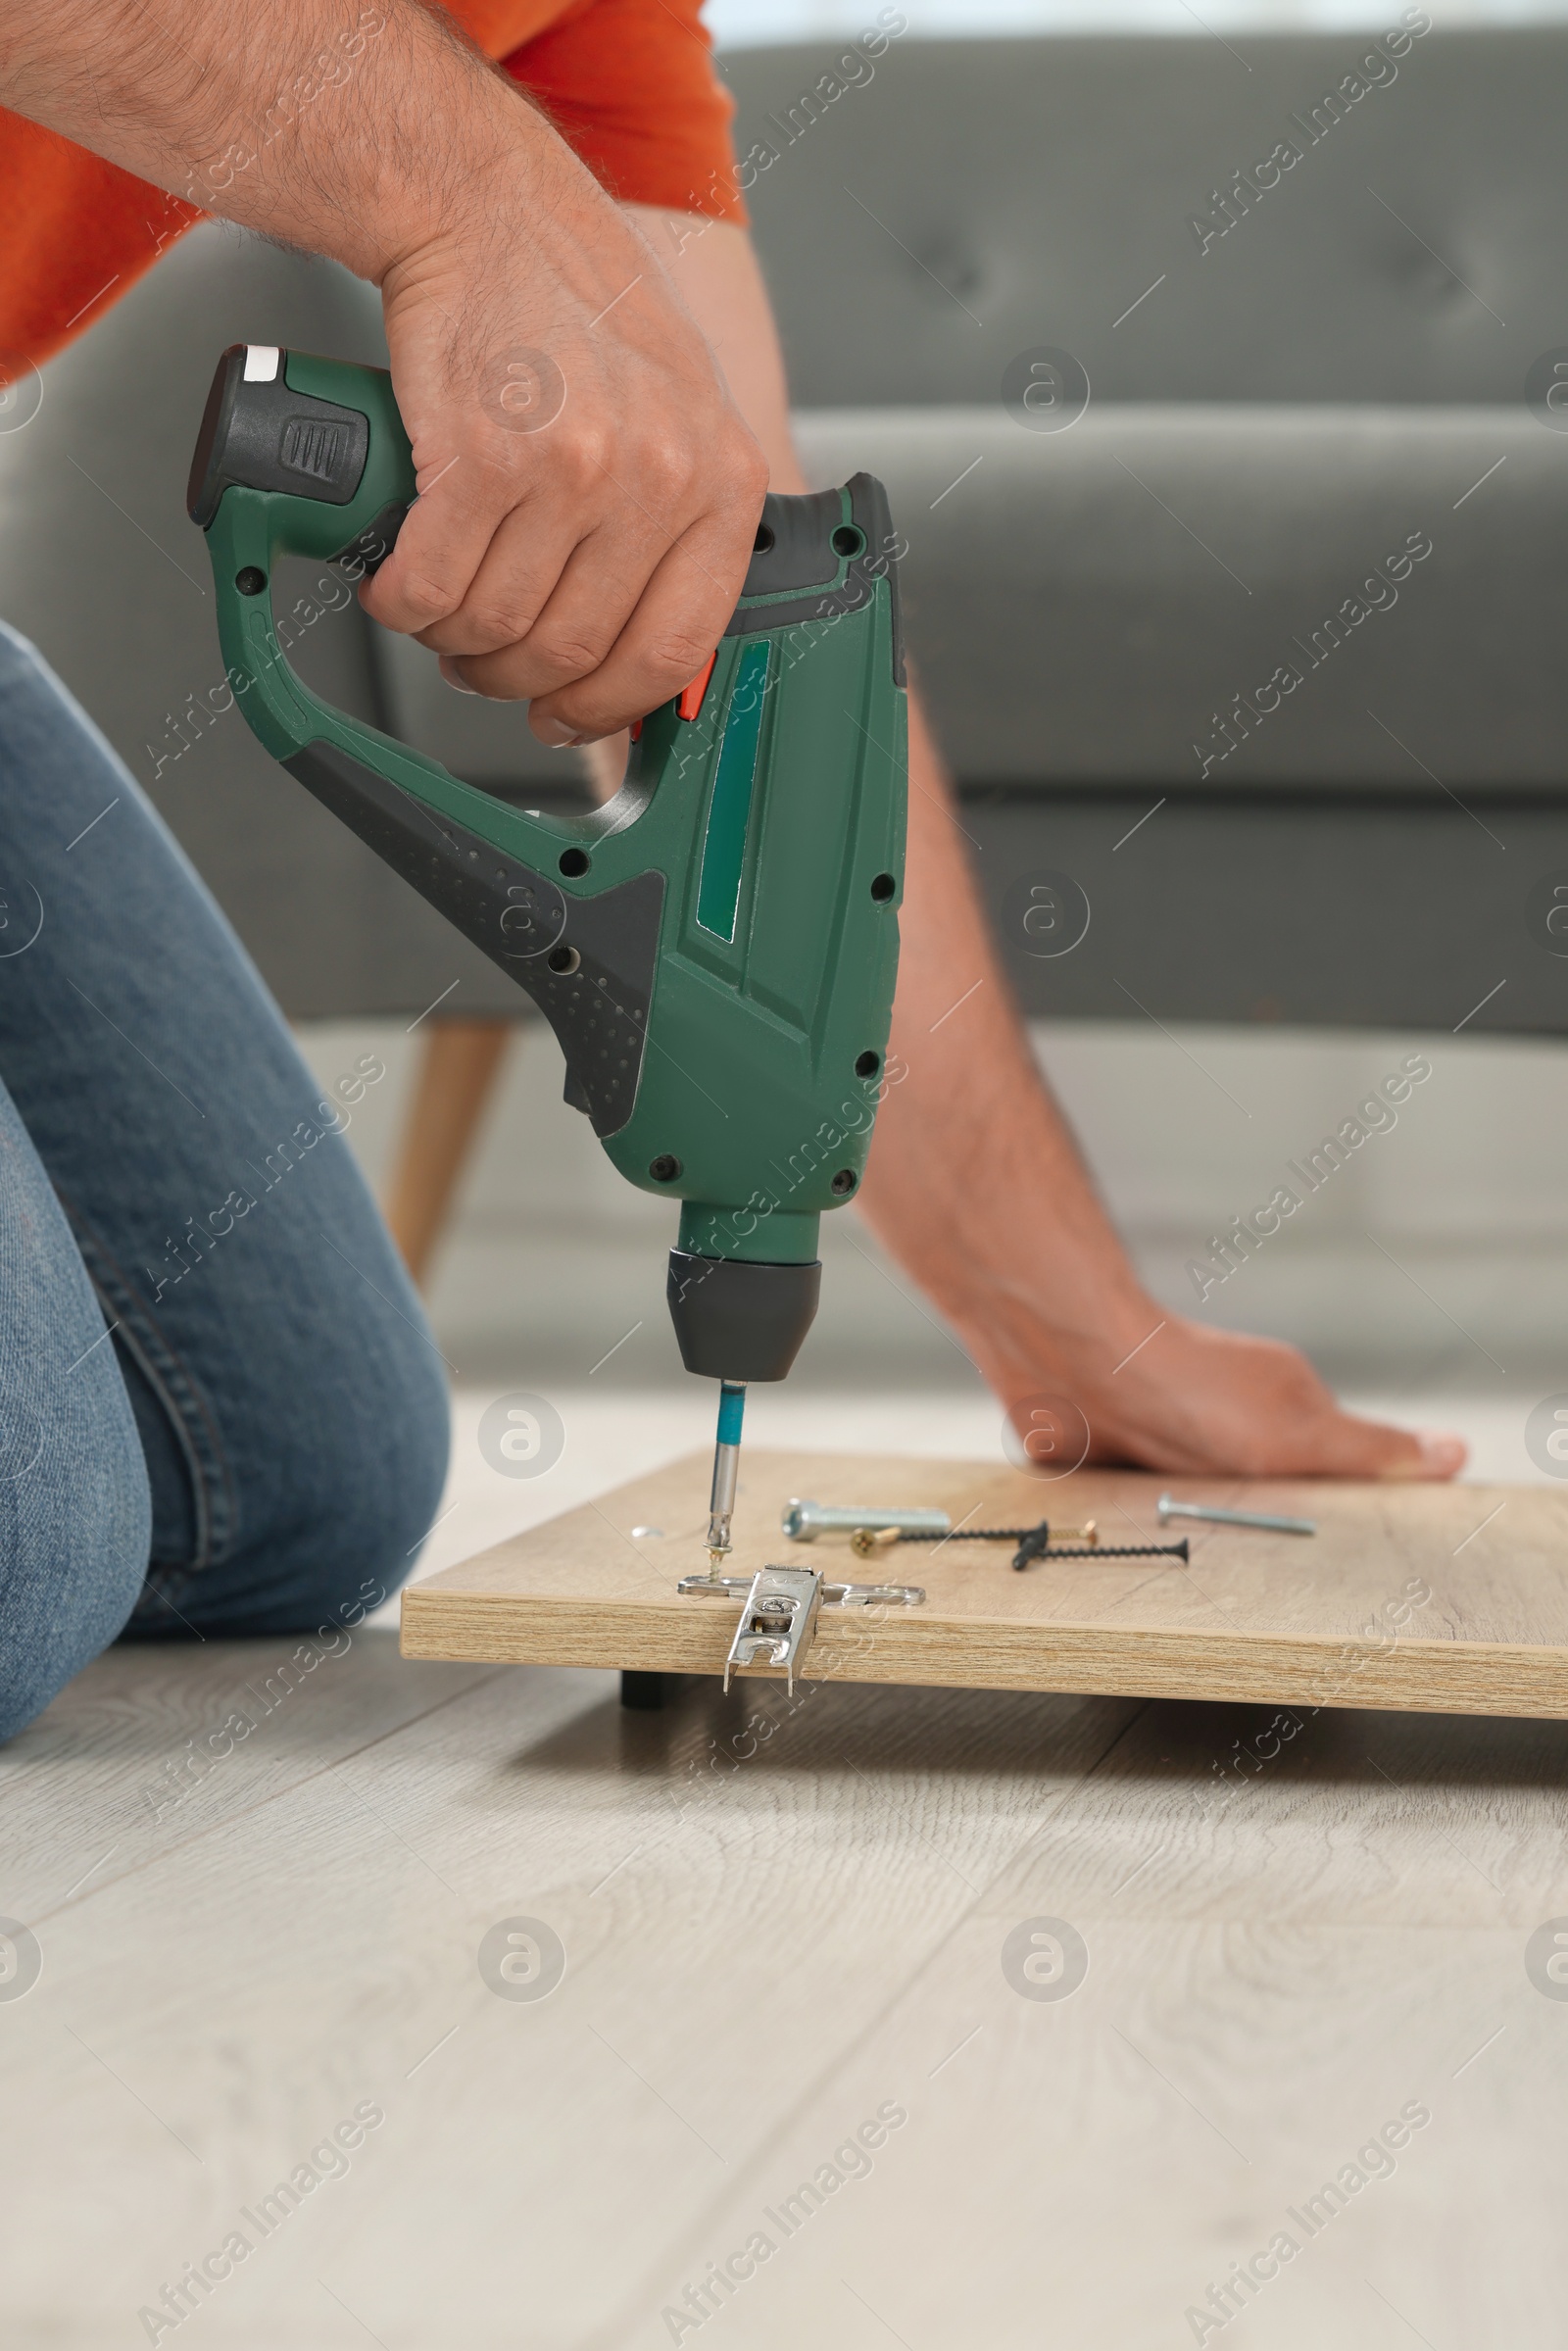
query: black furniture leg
[{"left": 620, "top": 1670, "right": 666, "bottom": 1710}]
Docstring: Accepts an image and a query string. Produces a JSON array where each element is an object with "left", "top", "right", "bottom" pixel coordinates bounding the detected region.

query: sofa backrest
[{"left": 727, "top": 27, "right": 1567, "bottom": 408}]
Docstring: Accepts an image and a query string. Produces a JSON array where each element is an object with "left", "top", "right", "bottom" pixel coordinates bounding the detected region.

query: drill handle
[{"left": 188, "top": 343, "right": 419, "bottom": 776}]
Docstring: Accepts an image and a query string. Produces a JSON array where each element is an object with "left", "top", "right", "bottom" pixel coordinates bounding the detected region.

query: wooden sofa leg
[{"left": 385, "top": 1018, "right": 513, "bottom": 1288}]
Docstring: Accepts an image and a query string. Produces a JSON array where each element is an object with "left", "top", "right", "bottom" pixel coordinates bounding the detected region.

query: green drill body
[{"left": 188, "top": 347, "right": 907, "bottom": 1535}]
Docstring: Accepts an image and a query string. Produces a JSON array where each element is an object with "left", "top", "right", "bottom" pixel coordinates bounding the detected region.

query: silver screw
[
  {"left": 783, "top": 1497, "right": 951, "bottom": 1542},
  {"left": 1156, "top": 1494, "right": 1316, "bottom": 1537}
]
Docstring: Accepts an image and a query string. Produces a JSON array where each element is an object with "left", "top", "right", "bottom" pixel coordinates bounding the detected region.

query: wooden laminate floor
[{"left": 4, "top": 1603, "right": 1566, "bottom": 2347}]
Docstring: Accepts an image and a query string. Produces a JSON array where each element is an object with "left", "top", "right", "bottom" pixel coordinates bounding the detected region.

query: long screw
[
  {"left": 851, "top": 1518, "right": 1098, "bottom": 1556},
  {"left": 853, "top": 1521, "right": 1189, "bottom": 1573},
  {"left": 1156, "top": 1494, "right": 1316, "bottom": 1537}
]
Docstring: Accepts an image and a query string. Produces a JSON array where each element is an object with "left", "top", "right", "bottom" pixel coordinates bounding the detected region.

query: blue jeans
[{"left": 0, "top": 624, "right": 450, "bottom": 1741}]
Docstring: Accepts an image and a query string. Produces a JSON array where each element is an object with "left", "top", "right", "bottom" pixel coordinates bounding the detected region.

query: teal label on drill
[{"left": 696, "top": 639, "right": 770, "bottom": 944}]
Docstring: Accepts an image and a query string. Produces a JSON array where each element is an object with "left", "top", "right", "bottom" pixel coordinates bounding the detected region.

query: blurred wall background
[
  {"left": 298, "top": 1013, "right": 1568, "bottom": 1406},
  {"left": 708, "top": 0, "right": 1568, "bottom": 37}
]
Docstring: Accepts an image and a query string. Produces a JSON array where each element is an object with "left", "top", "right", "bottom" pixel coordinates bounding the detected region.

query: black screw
[
  {"left": 830, "top": 1169, "right": 858, "bottom": 1197},
  {"left": 559, "top": 847, "right": 590, "bottom": 878},
  {"left": 832, "top": 524, "right": 864, "bottom": 558},
  {"left": 234, "top": 567, "right": 267, "bottom": 597},
  {"left": 649, "top": 1154, "right": 681, "bottom": 1182},
  {"left": 896, "top": 1520, "right": 1191, "bottom": 1570},
  {"left": 546, "top": 945, "right": 579, "bottom": 975},
  {"left": 870, "top": 872, "right": 896, "bottom": 903},
  {"left": 753, "top": 521, "right": 775, "bottom": 554},
  {"left": 855, "top": 1051, "right": 881, "bottom": 1079}
]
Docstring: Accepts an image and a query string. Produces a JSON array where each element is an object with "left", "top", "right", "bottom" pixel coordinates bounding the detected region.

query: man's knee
[
  {"left": 218, "top": 1295, "right": 451, "bottom": 1634},
  {"left": 0, "top": 1434, "right": 151, "bottom": 1743},
  {"left": 308, "top": 1321, "right": 451, "bottom": 1593}
]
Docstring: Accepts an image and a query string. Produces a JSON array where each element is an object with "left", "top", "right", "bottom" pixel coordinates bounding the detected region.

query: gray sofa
[
  {"left": 736, "top": 27, "right": 1568, "bottom": 1035},
  {"left": 3, "top": 26, "right": 1566, "bottom": 1031}
]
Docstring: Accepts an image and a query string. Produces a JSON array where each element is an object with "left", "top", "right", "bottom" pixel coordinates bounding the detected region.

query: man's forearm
[
  {"left": 0, "top": 0, "right": 545, "bottom": 282},
  {"left": 859, "top": 694, "right": 1151, "bottom": 1363},
  {"left": 857, "top": 699, "right": 1463, "bottom": 1477}
]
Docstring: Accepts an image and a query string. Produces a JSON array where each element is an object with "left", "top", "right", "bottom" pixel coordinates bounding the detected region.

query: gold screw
[
  {"left": 1055, "top": 1521, "right": 1098, "bottom": 1547},
  {"left": 850, "top": 1526, "right": 903, "bottom": 1557}
]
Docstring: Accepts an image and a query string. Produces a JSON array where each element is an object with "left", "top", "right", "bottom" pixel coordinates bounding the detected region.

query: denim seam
[{"left": 52, "top": 1190, "right": 237, "bottom": 1571}]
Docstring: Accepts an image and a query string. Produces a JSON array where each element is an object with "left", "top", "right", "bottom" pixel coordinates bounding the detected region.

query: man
[{"left": 0, "top": 0, "right": 1462, "bottom": 1739}]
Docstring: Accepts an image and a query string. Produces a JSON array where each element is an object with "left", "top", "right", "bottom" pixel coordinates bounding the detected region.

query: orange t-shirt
[{"left": 0, "top": 0, "right": 744, "bottom": 373}]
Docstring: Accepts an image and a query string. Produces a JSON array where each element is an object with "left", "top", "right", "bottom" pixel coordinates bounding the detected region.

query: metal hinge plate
[{"left": 678, "top": 1564, "right": 925, "bottom": 1691}]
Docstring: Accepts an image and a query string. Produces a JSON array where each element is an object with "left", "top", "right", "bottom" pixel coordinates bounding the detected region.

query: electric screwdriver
[{"left": 187, "top": 345, "right": 906, "bottom": 1567}]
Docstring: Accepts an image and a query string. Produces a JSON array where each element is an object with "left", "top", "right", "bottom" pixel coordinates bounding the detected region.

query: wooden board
[{"left": 402, "top": 1450, "right": 1568, "bottom": 1717}]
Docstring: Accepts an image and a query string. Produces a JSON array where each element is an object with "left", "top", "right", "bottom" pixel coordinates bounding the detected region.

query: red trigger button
[
  {"left": 677, "top": 651, "right": 717, "bottom": 722},
  {"left": 629, "top": 718, "right": 643, "bottom": 742}
]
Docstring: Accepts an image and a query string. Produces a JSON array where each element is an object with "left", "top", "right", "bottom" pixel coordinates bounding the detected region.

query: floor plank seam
[
  {"left": 29, "top": 1668, "right": 511, "bottom": 1930},
  {"left": 576, "top": 1694, "right": 1154, "bottom": 2348}
]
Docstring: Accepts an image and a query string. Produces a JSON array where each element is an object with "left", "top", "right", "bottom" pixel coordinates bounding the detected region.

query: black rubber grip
[
  {"left": 725, "top": 474, "right": 905, "bottom": 686},
  {"left": 188, "top": 346, "right": 368, "bottom": 526}
]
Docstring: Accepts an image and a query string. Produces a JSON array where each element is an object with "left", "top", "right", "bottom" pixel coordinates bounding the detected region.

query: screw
[
  {"left": 1156, "top": 1494, "right": 1316, "bottom": 1537},
  {"left": 783, "top": 1498, "right": 951, "bottom": 1543}
]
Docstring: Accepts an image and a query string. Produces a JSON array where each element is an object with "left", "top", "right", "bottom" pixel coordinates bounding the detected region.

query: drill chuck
[{"left": 665, "top": 1249, "right": 821, "bottom": 1385}]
